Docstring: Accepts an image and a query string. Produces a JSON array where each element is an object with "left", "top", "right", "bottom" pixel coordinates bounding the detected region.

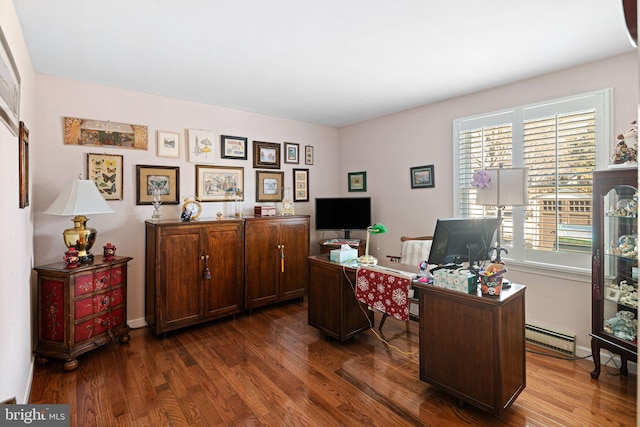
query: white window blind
[{"left": 454, "top": 89, "right": 611, "bottom": 270}]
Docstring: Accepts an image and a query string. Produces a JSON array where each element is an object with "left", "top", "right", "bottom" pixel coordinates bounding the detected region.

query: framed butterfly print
[
  {"left": 87, "top": 153, "right": 123, "bottom": 200},
  {"left": 136, "top": 165, "right": 179, "bottom": 205}
]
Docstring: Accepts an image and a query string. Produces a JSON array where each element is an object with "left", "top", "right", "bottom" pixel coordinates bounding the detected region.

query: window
[{"left": 454, "top": 89, "right": 612, "bottom": 270}]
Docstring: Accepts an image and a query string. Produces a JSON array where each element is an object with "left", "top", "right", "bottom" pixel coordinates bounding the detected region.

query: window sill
[{"left": 500, "top": 259, "right": 591, "bottom": 283}]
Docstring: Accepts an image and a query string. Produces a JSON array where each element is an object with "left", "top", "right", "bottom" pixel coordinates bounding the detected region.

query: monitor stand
[{"left": 343, "top": 230, "right": 351, "bottom": 239}]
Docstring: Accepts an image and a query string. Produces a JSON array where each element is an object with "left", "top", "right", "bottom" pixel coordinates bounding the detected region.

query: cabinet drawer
[
  {"left": 75, "top": 306, "right": 124, "bottom": 342},
  {"left": 74, "top": 287, "right": 125, "bottom": 320},
  {"left": 74, "top": 272, "right": 95, "bottom": 296}
]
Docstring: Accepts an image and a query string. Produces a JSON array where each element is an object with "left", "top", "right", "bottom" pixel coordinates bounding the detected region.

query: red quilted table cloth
[{"left": 355, "top": 267, "right": 412, "bottom": 322}]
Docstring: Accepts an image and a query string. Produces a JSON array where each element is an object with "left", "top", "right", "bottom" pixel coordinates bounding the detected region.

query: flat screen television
[
  {"left": 315, "top": 197, "right": 371, "bottom": 239},
  {"left": 428, "top": 218, "right": 499, "bottom": 266}
]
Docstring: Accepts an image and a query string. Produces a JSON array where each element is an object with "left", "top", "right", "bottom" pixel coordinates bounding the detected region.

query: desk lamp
[
  {"left": 44, "top": 178, "right": 114, "bottom": 262},
  {"left": 475, "top": 166, "right": 528, "bottom": 263},
  {"left": 358, "top": 223, "right": 388, "bottom": 265}
]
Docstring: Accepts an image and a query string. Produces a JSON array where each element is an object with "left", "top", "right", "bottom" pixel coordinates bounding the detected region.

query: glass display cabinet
[{"left": 591, "top": 167, "right": 638, "bottom": 379}]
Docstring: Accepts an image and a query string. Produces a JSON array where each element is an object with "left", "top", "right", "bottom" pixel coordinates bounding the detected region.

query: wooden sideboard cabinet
[
  {"left": 145, "top": 219, "right": 245, "bottom": 335},
  {"left": 412, "top": 281, "right": 526, "bottom": 417},
  {"left": 307, "top": 255, "right": 374, "bottom": 341},
  {"left": 34, "top": 256, "right": 133, "bottom": 371},
  {"left": 244, "top": 216, "right": 310, "bottom": 311}
]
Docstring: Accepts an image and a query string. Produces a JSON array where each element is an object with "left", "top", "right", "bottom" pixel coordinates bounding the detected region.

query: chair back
[{"left": 400, "top": 236, "right": 433, "bottom": 267}]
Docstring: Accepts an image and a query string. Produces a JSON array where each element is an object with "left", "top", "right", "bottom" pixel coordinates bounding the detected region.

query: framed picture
[
  {"left": 221, "top": 135, "right": 248, "bottom": 160},
  {"left": 188, "top": 128, "right": 217, "bottom": 163},
  {"left": 87, "top": 153, "right": 123, "bottom": 200},
  {"left": 305, "top": 145, "right": 314, "bottom": 165},
  {"left": 0, "top": 26, "right": 20, "bottom": 136},
  {"left": 18, "top": 121, "right": 29, "bottom": 208},
  {"left": 410, "top": 164, "right": 435, "bottom": 189},
  {"left": 348, "top": 171, "right": 367, "bottom": 192},
  {"left": 156, "top": 130, "right": 180, "bottom": 158},
  {"left": 64, "top": 117, "right": 148, "bottom": 149},
  {"left": 253, "top": 141, "right": 281, "bottom": 169},
  {"left": 256, "top": 170, "right": 284, "bottom": 202},
  {"left": 136, "top": 165, "right": 179, "bottom": 205},
  {"left": 293, "top": 168, "right": 309, "bottom": 202},
  {"left": 285, "top": 142, "right": 299, "bottom": 164},
  {"left": 196, "top": 165, "right": 244, "bottom": 202}
]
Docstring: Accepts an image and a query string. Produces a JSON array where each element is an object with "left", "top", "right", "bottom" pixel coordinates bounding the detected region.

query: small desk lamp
[
  {"left": 44, "top": 178, "right": 114, "bottom": 262},
  {"left": 358, "top": 223, "right": 388, "bottom": 265},
  {"left": 475, "top": 167, "right": 528, "bottom": 263}
]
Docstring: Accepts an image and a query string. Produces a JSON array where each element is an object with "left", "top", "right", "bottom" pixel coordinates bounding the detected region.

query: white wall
[
  {"left": 33, "top": 75, "right": 340, "bottom": 329},
  {"left": 0, "top": 0, "right": 36, "bottom": 404},
  {"left": 339, "top": 52, "right": 638, "bottom": 354}
]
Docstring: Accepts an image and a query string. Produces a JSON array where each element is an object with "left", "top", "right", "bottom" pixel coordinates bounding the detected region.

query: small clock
[{"left": 182, "top": 196, "right": 202, "bottom": 220}]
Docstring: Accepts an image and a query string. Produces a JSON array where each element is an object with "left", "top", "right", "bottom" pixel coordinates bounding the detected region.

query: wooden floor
[{"left": 30, "top": 299, "right": 636, "bottom": 426}]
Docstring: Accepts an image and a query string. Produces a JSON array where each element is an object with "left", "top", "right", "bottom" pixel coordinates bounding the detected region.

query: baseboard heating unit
[{"left": 525, "top": 323, "right": 576, "bottom": 356}]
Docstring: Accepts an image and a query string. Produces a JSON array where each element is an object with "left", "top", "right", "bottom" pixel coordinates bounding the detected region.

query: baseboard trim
[{"left": 127, "top": 317, "right": 148, "bottom": 329}]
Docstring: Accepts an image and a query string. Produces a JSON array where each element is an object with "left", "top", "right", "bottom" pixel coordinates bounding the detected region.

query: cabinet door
[
  {"left": 245, "top": 221, "right": 280, "bottom": 307},
  {"left": 203, "top": 223, "right": 244, "bottom": 318},
  {"left": 280, "top": 220, "right": 309, "bottom": 299},
  {"left": 159, "top": 227, "right": 202, "bottom": 329}
]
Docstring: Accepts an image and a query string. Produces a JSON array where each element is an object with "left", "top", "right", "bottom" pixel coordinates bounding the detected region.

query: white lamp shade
[
  {"left": 44, "top": 179, "right": 114, "bottom": 215},
  {"left": 475, "top": 167, "right": 528, "bottom": 207}
]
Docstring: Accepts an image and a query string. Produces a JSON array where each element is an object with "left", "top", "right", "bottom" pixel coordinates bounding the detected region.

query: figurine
[{"left": 103, "top": 242, "right": 116, "bottom": 260}]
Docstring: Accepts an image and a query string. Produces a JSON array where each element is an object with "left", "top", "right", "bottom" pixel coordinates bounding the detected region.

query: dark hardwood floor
[{"left": 30, "top": 299, "right": 636, "bottom": 426}]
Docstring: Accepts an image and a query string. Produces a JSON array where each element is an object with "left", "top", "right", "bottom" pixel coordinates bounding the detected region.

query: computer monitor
[{"left": 427, "top": 218, "right": 499, "bottom": 266}]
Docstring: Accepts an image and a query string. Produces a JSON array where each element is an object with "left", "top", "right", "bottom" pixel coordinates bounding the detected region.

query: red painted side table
[{"left": 34, "top": 255, "right": 132, "bottom": 371}]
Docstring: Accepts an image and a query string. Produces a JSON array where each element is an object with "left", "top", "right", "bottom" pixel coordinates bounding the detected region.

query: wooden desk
[
  {"left": 307, "top": 255, "right": 416, "bottom": 341},
  {"left": 412, "top": 280, "right": 526, "bottom": 417}
]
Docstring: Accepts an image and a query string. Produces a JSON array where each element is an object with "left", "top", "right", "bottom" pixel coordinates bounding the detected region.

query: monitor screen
[
  {"left": 315, "top": 197, "right": 371, "bottom": 238},
  {"left": 427, "top": 218, "right": 499, "bottom": 266}
]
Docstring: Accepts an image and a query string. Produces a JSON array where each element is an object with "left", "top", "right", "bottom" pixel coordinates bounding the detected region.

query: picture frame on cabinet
[
  {"left": 253, "top": 141, "right": 281, "bottom": 169},
  {"left": 285, "top": 142, "right": 299, "bottom": 164},
  {"left": 18, "top": 121, "right": 29, "bottom": 208},
  {"left": 87, "top": 153, "right": 123, "bottom": 200},
  {"left": 196, "top": 165, "right": 244, "bottom": 202},
  {"left": 293, "top": 168, "right": 309, "bottom": 202},
  {"left": 221, "top": 135, "right": 248, "bottom": 160},
  {"left": 136, "top": 165, "right": 180, "bottom": 205},
  {"left": 305, "top": 145, "right": 314, "bottom": 165},
  {"left": 188, "top": 128, "right": 217, "bottom": 163},
  {"left": 256, "top": 170, "right": 284, "bottom": 202},
  {"left": 348, "top": 171, "right": 366, "bottom": 192},
  {"left": 410, "top": 164, "right": 435, "bottom": 189},
  {"left": 156, "top": 130, "right": 180, "bottom": 158},
  {"left": 0, "top": 26, "right": 20, "bottom": 136}
]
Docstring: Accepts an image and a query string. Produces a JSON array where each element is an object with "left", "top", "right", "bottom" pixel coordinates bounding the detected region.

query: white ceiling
[{"left": 13, "top": 0, "right": 636, "bottom": 127}]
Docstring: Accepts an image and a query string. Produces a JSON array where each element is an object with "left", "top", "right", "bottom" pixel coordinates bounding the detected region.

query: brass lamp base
[
  {"left": 62, "top": 215, "right": 97, "bottom": 262},
  {"left": 357, "top": 254, "right": 378, "bottom": 265}
]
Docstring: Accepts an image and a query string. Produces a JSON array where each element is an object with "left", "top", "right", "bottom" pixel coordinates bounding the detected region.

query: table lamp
[
  {"left": 44, "top": 178, "right": 114, "bottom": 262},
  {"left": 358, "top": 223, "right": 388, "bottom": 265},
  {"left": 475, "top": 166, "right": 528, "bottom": 263}
]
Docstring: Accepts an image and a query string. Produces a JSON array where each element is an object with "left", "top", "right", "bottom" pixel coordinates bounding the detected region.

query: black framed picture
[
  {"left": 221, "top": 135, "right": 248, "bottom": 160},
  {"left": 410, "top": 165, "right": 435, "bottom": 189},
  {"left": 348, "top": 171, "right": 366, "bottom": 192}
]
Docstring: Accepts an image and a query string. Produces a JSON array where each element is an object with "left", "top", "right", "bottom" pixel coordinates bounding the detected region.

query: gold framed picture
[
  {"left": 87, "top": 153, "right": 123, "bottom": 200},
  {"left": 253, "top": 141, "right": 281, "bottom": 169},
  {"left": 136, "top": 165, "right": 179, "bottom": 205},
  {"left": 196, "top": 165, "right": 244, "bottom": 202},
  {"left": 256, "top": 170, "right": 284, "bottom": 202},
  {"left": 18, "top": 121, "right": 29, "bottom": 208}
]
